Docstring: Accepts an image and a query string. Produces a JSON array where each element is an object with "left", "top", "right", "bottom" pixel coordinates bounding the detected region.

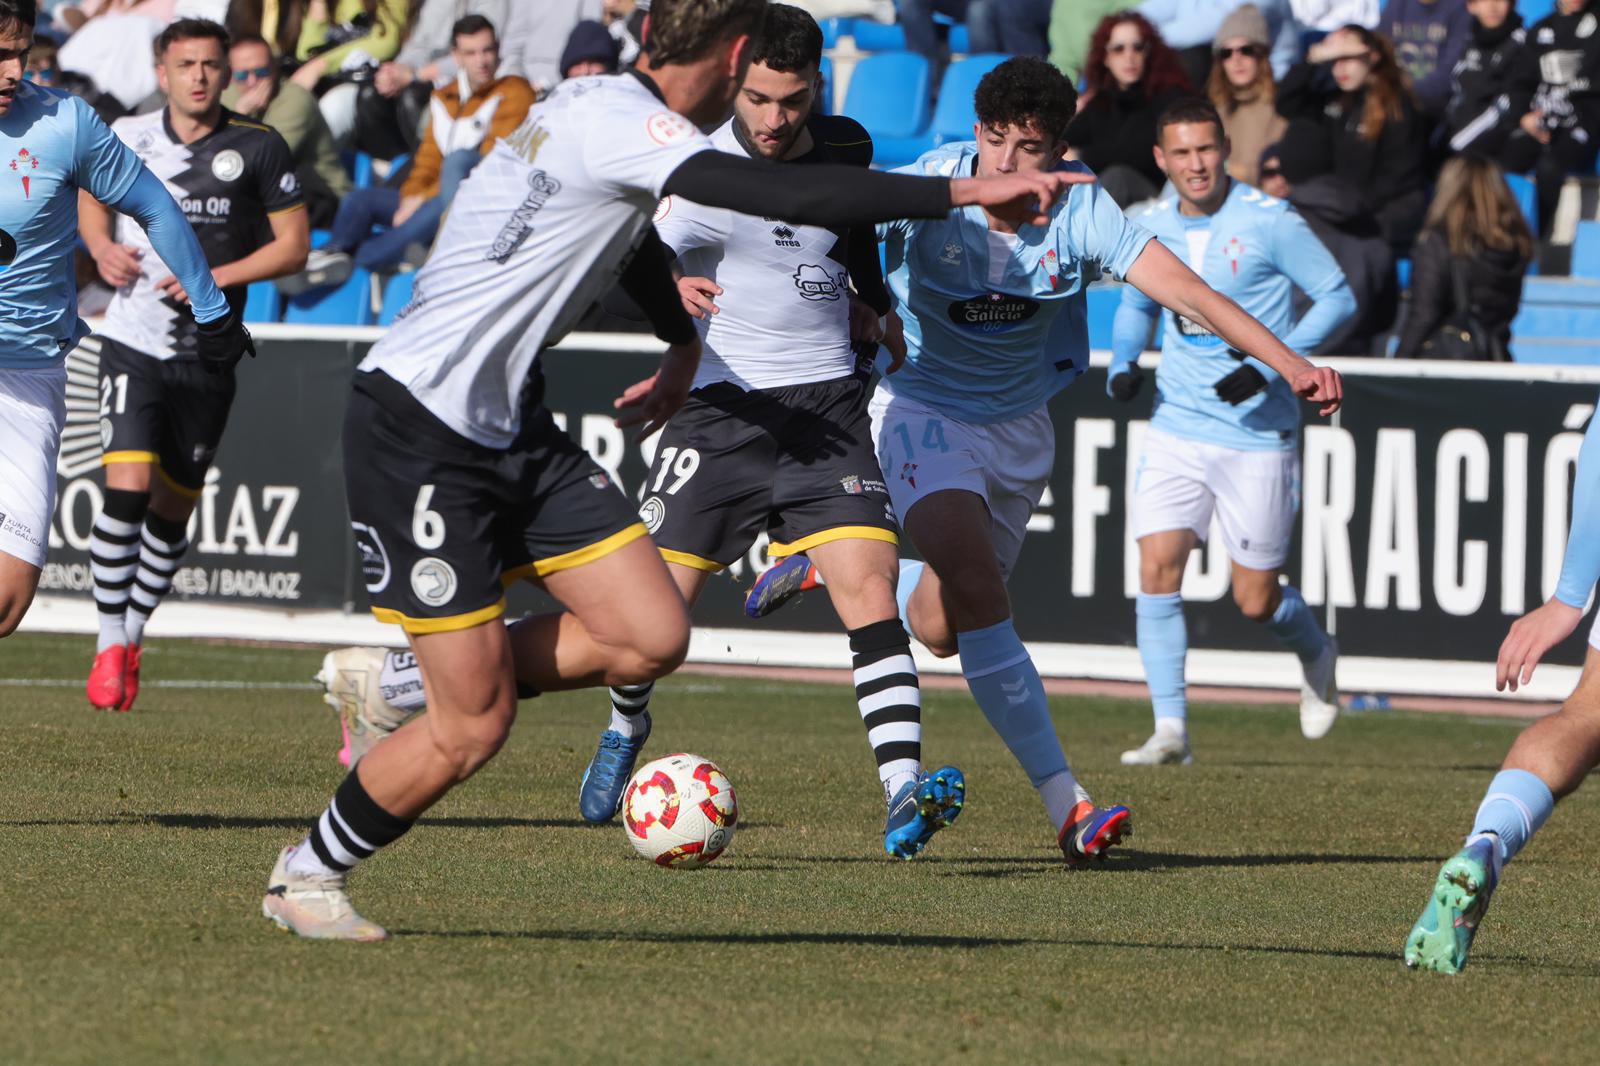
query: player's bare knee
[
  {"left": 434, "top": 701, "right": 517, "bottom": 778},
  {"left": 920, "top": 633, "right": 959, "bottom": 658},
  {"left": 1235, "top": 589, "right": 1276, "bottom": 623},
  {"left": 1139, "top": 558, "right": 1184, "bottom": 595},
  {"left": 614, "top": 616, "right": 690, "bottom": 685}
]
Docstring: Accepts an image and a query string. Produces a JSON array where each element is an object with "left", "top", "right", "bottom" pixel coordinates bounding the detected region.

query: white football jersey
[
  {"left": 654, "top": 117, "right": 862, "bottom": 391},
  {"left": 359, "top": 72, "right": 714, "bottom": 448}
]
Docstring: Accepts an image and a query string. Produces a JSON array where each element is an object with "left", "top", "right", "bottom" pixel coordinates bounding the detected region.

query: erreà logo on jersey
[
  {"left": 486, "top": 169, "right": 562, "bottom": 264},
  {"left": 771, "top": 224, "right": 800, "bottom": 248},
  {"left": 946, "top": 293, "right": 1039, "bottom": 331}
]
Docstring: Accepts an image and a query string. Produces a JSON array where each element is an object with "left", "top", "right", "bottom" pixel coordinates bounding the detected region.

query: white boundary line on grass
[{"left": 17, "top": 595, "right": 1580, "bottom": 703}]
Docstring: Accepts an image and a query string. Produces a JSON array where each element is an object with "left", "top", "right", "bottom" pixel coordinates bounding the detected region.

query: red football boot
[
  {"left": 117, "top": 645, "right": 143, "bottom": 712},
  {"left": 87, "top": 645, "right": 127, "bottom": 710}
]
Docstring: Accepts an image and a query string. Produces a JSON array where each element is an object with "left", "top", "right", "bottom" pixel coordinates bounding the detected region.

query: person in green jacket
[
  {"left": 287, "top": 0, "right": 411, "bottom": 148},
  {"left": 1049, "top": 0, "right": 1138, "bottom": 83}
]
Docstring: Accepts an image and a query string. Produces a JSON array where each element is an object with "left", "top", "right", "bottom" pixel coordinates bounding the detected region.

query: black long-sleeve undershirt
[
  {"left": 662, "top": 150, "right": 953, "bottom": 230},
  {"left": 614, "top": 225, "right": 697, "bottom": 345}
]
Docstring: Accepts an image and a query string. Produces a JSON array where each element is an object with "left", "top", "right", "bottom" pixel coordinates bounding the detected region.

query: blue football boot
[
  {"left": 1404, "top": 836, "right": 1500, "bottom": 974},
  {"left": 578, "top": 712, "right": 651, "bottom": 824},
  {"left": 883, "top": 765, "right": 966, "bottom": 859},
  {"left": 1058, "top": 801, "right": 1132, "bottom": 866},
  {"left": 745, "top": 554, "right": 821, "bottom": 619}
]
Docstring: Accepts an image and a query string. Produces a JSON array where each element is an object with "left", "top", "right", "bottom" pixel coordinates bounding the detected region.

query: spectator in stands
[
  {"left": 1065, "top": 12, "right": 1192, "bottom": 208},
  {"left": 1378, "top": 0, "right": 1472, "bottom": 121},
  {"left": 1208, "top": 4, "right": 1287, "bottom": 185},
  {"left": 525, "top": 0, "right": 601, "bottom": 95},
  {"left": 26, "top": 33, "right": 59, "bottom": 87},
  {"left": 1499, "top": 0, "right": 1600, "bottom": 235},
  {"left": 1443, "top": 0, "right": 1530, "bottom": 158},
  {"left": 1137, "top": 0, "right": 1301, "bottom": 88},
  {"left": 894, "top": 1, "right": 997, "bottom": 82},
  {"left": 1290, "top": 0, "right": 1380, "bottom": 32},
  {"left": 225, "top": 0, "right": 308, "bottom": 57},
  {"left": 223, "top": 33, "right": 352, "bottom": 229},
  {"left": 560, "top": 19, "right": 620, "bottom": 79},
  {"left": 1264, "top": 135, "right": 1399, "bottom": 354},
  {"left": 1278, "top": 24, "right": 1428, "bottom": 253},
  {"left": 1050, "top": 0, "right": 1137, "bottom": 85},
  {"left": 603, "top": 0, "right": 642, "bottom": 67},
  {"left": 988, "top": 0, "right": 1051, "bottom": 56},
  {"left": 1395, "top": 155, "right": 1533, "bottom": 358},
  {"left": 380, "top": 1, "right": 537, "bottom": 92},
  {"left": 279, "top": 14, "right": 534, "bottom": 292},
  {"left": 55, "top": 0, "right": 169, "bottom": 112},
  {"left": 286, "top": 0, "right": 411, "bottom": 151}
]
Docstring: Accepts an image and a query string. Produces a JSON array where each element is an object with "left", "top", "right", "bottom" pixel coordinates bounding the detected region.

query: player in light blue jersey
[
  {"left": 1405, "top": 400, "right": 1600, "bottom": 974},
  {"left": 0, "top": 0, "right": 252, "bottom": 643},
  {"left": 755, "top": 59, "right": 1342, "bottom": 865},
  {"left": 1109, "top": 97, "right": 1356, "bottom": 766}
]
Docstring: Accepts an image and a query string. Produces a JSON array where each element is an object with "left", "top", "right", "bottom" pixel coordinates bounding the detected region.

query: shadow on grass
[
  {"left": 388, "top": 926, "right": 1403, "bottom": 963},
  {"left": 1112, "top": 849, "right": 1442, "bottom": 871},
  {"left": 0, "top": 812, "right": 781, "bottom": 832}
]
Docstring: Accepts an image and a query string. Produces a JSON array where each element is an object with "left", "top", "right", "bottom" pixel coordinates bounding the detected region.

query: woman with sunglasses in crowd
[
  {"left": 1207, "top": 4, "right": 1286, "bottom": 187},
  {"left": 1277, "top": 22, "right": 1428, "bottom": 256},
  {"left": 1065, "top": 12, "right": 1192, "bottom": 209}
]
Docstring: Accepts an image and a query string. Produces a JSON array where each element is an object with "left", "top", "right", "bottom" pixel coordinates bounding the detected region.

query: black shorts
[
  {"left": 344, "top": 371, "right": 645, "bottom": 634},
  {"left": 97, "top": 336, "right": 236, "bottom": 496},
  {"left": 642, "top": 372, "right": 899, "bottom": 571}
]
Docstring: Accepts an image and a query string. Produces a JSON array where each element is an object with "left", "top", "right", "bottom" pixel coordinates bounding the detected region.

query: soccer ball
[{"left": 621, "top": 753, "right": 738, "bottom": 869}]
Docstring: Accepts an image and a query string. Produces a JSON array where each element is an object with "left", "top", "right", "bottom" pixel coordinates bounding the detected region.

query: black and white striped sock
[
  {"left": 289, "top": 769, "right": 415, "bottom": 877},
  {"left": 849, "top": 618, "right": 922, "bottom": 806},
  {"left": 89, "top": 489, "right": 148, "bottom": 652},
  {"left": 124, "top": 511, "right": 188, "bottom": 646},
  {"left": 608, "top": 682, "right": 654, "bottom": 738}
]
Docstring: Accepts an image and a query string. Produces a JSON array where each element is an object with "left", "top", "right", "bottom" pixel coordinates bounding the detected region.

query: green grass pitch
[{"left": 4, "top": 631, "right": 1600, "bottom": 1064}]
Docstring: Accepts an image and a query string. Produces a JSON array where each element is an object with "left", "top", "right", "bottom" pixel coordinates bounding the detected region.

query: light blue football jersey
[
  {"left": 1112, "top": 181, "right": 1353, "bottom": 451},
  {"left": 880, "top": 142, "right": 1153, "bottom": 425},
  {"left": 0, "top": 82, "right": 144, "bottom": 370},
  {"left": 1556, "top": 395, "right": 1600, "bottom": 610}
]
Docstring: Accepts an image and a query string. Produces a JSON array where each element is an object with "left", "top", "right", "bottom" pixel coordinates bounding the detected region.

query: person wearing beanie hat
[
  {"left": 1206, "top": 3, "right": 1288, "bottom": 185},
  {"left": 561, "top": 18, "right": 622, "bottom": 79}
]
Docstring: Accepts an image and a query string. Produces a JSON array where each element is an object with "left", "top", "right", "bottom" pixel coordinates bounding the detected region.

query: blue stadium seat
[
  {"left": 1510, "top": 277, "right": 1600, "bottom": 363},
  {"left": 851, "top": 21, "right": 907, "bottom": 51},
  {"left": 1396, "top": 257, "right": 1411, "bottom": 290},
  {"left": 845, "top": 52, "right": 933, "bottom": 167},
  {"left": 283, "top": 269, "right": 374, "bottom": 326},
  {"left": 1503, "top": 171, "right": 1539, "bottom": 276},
  {"left": 242, "top": 280, "right": 280, "bottom": 323},
  {"left": 350, "top": 151, "right": 375, "bottom": 189},
  {"left": 1518, "top": 0, "right": 1557, "bottom": 25},
  {"left": 1572, "top": 220, "right": 1600, "bottom": 279},
  {"left": 948, "top": 24, "right": 970, "bottom": 53},
  {"left": 819, "top": 17, "right": 850, "bottom": 49},
  {"left": 377, "top": 271, "right": 415, "bottom": 325},
  {"left": 931, "top": 54, "right": 1008, "bottom": 145},
  {"left": 818, "top": 55, "right": 834, "bottom": 114}
]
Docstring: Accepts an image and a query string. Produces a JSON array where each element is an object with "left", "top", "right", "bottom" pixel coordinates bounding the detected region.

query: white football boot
[
  {"left": 1120, "top": 731, "right": 1194, "bottom": 766},
  {"left": 317, "top": 647, "right": 417, "bottom": 766},
  {"left": 1299, "top": 638, "right": 1340, "bottom": 739},
  {"left": 261, "top": 845, "right": 388, "bottom": 941}
]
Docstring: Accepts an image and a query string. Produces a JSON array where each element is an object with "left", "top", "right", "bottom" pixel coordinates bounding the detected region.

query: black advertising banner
[{"left": 43, "top": 332, "right": 1600, "bottom": 669}]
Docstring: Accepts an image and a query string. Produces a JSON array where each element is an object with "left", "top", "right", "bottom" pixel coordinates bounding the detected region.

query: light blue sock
[
  {"left": 1264, "top": 584, "right": 1328, "bottom": 664},
  {"left": 1136, "top": 592, "right": 1187, "bottom": 725},
  {"left": 895, "top": 560, "right": 925, "bottom": 631},
  {"left": 1469, "top": 769, "right": 1555, "bottom": 866},
  {"left": 957, "top": 619, "right": 1086, "bottom": 834}
]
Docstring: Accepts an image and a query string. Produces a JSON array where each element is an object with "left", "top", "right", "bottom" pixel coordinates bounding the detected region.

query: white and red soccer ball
[{"left": 622, "top": 753, "right": 738, "bottom": 869}]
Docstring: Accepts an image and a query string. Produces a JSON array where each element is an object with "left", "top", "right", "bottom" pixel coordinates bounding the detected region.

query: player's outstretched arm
[
  {"left": 1124, "top": 239, "right": 1343, "bottom": 415},
  {"left": 662, "top": 151, "right": 1088, "bottom": 230},
  {"left": 611, "top": 226, "right": 702, "bottom": 439}
]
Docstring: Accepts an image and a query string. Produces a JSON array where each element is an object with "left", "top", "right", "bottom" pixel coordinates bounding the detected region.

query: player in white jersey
[
  {"left": 755, "top": 59, "right": 1343, "bottom": 866},
  {"left": 0, "top": 0, "right": 251, "bottom": 645},
  {"left": 1109, "top": 98, "right": 1355, "bottom": 766},
  {"left": 262, "top": 0, "right": 1093, "bottom": 941},
  {"left": 78, "top": 19, "right": 309, "bottom": 713},
  {"left": 557, "top": 5, "right": 960, "bottom": 860}
]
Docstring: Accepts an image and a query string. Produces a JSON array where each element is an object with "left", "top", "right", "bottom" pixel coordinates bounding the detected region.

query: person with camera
[{"left": 286, "top": 0, "right": 410, "bottom": 149}]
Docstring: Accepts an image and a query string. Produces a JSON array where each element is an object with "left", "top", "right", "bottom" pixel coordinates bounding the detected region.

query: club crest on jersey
[
  {"left": 212, "top": 149, "right": 244, "bottom": 182},
  {"left": 1040, "top": 248, "right": 1058, "bottom": 288},
  {"left": 771, "top": 224, "right": 801, "bottom": 248},
  {"left": 410, "top": 557, "right": 457, "bottom": 607},
  {"left": 588, "top": 472, "right": 610, "bottom": 490},
  {"left": 840, "top": 475, "right": 861, "bottom": 494},
  {"left": 1224, "top": 237, "right": 1244, "bottom": 275},
  {"left": 9, "top": 147, "right": 37, "bottom": 197},
  {"left": 793, "top": 264, "right": 845, "bottom": 301},
  {"left": 899, "top": 462, "right": 918, "bottom": 488}
]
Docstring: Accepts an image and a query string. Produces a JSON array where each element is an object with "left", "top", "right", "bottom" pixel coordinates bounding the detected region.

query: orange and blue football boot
[
  {"left": 745, "top": 554, "right": 821, "bottom": 618},
  {"left": 1059, "top": 801, "right": 1132, "bottom": 865}
]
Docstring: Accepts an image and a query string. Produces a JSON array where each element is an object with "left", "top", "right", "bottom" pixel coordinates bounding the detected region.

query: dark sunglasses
[
  {"left": 1108, "top": 40, "right": 1148, "bottom": 55},
  {"left": 232, "top": 65, "right": 274, "bottom": 83},
  {"left": 1218, "top": 44, "right": 1264, "bottom": 60}
]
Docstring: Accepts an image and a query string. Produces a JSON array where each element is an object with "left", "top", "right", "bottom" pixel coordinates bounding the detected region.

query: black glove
[
  {"left": 1108, "top": 363, "right": 1144, "bottom": 402},
  {"left": 1214, "top": 363, "right": 1268, "bottom": 405},
  {"left": 194, "top": 310, "right": 255, "bottom": 375}
]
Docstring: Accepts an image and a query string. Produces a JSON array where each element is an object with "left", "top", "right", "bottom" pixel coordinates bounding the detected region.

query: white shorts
[
  {"left": 0, "top": 365, "right": 67, "bottom": 568},
  {"left": 1132, "top": 426, "right": 1299, "bottom": 572},
  {"left": 868, "top": 383, "right": 1052, "bottom": 577}
]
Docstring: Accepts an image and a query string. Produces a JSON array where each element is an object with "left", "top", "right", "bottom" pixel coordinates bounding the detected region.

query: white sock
[
  {"left": 286, "top": 839, "right": 341, "bottom": 879},
  {"left": 1036, "top": 769, "right": 1092, "bottom": 834},
  {"left": 1155, "top": 716, "right": 1187, "bottom": 741},
  {"left": 608, "top": 682, "right": 654, "bottom": 738}
]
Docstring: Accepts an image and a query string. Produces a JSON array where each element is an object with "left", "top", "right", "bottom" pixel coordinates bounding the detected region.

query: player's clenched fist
[
  {"left": 194, "top": 310, "right": 255, "bottom": 375},
  {"left": 1290, "top": 364, "right": 1343, "bottom": 416}
]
